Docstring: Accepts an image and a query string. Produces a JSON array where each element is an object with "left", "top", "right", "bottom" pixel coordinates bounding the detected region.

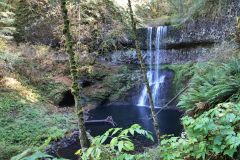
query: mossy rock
[
  {"left": 103, "top": 66, "right": 142, "bottom": 102},
  {"left": 46, "top": 85, "right": 69, "bottom": 106},
  {"left": 162, "top": 63, "right": 196, "bottom": 93},
  {"left": 88, "top": 89, "right": 111, "bottom": 103}
]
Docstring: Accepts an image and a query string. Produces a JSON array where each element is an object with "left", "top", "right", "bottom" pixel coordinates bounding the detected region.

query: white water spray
[{"left": 137, "top": 26, "right": 167, "bottom": 107}]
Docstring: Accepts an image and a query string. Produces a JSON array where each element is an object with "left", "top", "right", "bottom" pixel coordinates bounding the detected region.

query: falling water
[{"left": 137, "top": 26, "right": 167, "bottom": 107}]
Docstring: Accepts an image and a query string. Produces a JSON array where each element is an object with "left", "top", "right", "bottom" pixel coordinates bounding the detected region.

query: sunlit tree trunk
[
  {"left": 60, "top": 0, "right": 90, "bottom": 148},
  {"left": 127, "top": 0, "right": 161, "bottom": 142}
]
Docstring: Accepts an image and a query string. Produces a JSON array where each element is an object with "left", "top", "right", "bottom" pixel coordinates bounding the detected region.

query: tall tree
[
  {"left": 60, "top": 0, "right": 90, "bottom": 148},
  {"left": 127, "top": 0, "right": 161, "bottom": 142}
]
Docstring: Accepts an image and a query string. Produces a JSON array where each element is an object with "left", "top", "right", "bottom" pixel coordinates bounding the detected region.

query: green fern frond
[{"left": 179, "top": 60, "right": 240, "bottom": 110}]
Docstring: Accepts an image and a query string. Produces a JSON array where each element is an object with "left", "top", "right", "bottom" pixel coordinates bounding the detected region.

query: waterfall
[{"left": 137, "top": 26, "right": 167, "bottom": 107}]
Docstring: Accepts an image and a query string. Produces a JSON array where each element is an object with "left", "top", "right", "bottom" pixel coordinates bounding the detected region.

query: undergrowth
[
  {"left": 145, "top": 103, "right": 240, "bottom": 160},
  {"left": 0, "top": 79, "right": 76, "bottom": 159},
  {"left": 179, "top": 60, "right": 240, "bottom": 110}
]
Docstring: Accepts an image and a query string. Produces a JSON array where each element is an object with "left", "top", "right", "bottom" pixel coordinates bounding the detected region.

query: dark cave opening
[{"left": 58, "top": 90, "right": 75, "bottom": 107}]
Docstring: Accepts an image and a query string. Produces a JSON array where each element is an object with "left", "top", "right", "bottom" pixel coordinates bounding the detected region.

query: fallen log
[{"left": 85, "top": 116, "right": 116, "bottom": 127}]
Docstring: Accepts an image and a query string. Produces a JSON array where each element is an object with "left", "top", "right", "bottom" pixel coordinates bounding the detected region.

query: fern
[{"left": 178, "top": 60, "right": 240, "bottom": 110}]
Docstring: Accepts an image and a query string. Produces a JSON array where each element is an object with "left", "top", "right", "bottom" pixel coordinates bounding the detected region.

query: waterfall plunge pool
[
  {"left": 47, "top": 26, "right": 184, "bottom": 159},
  {"left": 47, "top": 105, "right": 183, "bottom": 160}
]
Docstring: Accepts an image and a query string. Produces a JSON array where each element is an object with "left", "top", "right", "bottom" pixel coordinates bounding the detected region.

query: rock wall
[
  {"left": 102, "top": 47, "right": 214, "bottom": 65},
  {"left": 137, "top": 0, "right": 240, "bottom": 50},
  {"left": 109, "top": 0, "right": 239, "bottom": 66}
]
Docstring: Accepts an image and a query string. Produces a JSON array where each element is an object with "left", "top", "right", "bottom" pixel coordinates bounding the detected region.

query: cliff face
[
  {"left": 106, "top": 0, "right": 240, "bottom": 66},
  {"left": 138, "top": 0, "right": 240, "bottom": 50}
]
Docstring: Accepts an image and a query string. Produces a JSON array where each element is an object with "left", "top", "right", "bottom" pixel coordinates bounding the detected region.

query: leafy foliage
[
  {"left": 135, "top": 0, "right": 229, "bottom": 25},
  {"left": 77, "top": 124, "right": 153, "bottom": 160},
  {"left": 0, "top": 142, "right": 22, "bottom": 160},
  {"left": 179, "top": 60, "right": 240, "bottom": 110},
  {"left": 159, "top": 103, "right": 240, "bottom": 160},
  {"left": 189, "top": 0, "right": 228, "bottom": 18},
  {"left": 11, "top": 149, "right": 67, "bottom": 160},
  {"left": 135, "top": 0, "right": 172, "bottom": 19}
]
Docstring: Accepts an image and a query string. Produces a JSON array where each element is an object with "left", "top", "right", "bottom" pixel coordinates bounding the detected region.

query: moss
[
  {"left": 103, "top": 65, "right": 138, "bottom": 102},
  {"left": 83, "top": 65, "right": 140, "bottom": 104},
  {"left": 37, "top": 80, "right": 69, "bottom": 105},
  {"left": 162, "top": 62, "right": 196, "bottom": 93},
  {"left": 88, "top": 68, "right": 108, "bottom": 80},
  {"left": 89, "top": 89, "right": 111, "bottom": 102}
]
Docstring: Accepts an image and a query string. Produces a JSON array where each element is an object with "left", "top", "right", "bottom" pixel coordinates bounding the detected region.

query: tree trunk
[
  {"left": 127, "top": 0, "right": 161, "bottom": 142},
  {"left": 60, "top": 0, "right": 90, "bottom": 148}
]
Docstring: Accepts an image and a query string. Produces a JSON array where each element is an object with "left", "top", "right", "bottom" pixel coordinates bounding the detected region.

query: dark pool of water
[
  {"left": 49, "top": 105, "right": 183, "bottom": 160},
  {"left": 87, "top": 105, "right": 183, "bottom": 137}
]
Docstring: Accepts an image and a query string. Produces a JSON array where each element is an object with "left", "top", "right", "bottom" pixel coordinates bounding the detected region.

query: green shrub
[
  {"left": 178, "top": 60, "right": 240, "bottom": 110},
  {"left": 77, "top": 124, "right": 153, "bottom": 160},
  {"left": 135, "top": 0, "right": 229, "bottom": 26},
  {"left": 11, "top": 150, "right": 54, "bottom": 160},
  {"left": 158, "top": 103, "right": 240, "bottom": 160}
]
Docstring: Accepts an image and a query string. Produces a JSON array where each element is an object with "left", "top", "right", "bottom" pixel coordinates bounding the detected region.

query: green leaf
[
  {"left": 118, "top": 141, "right": 124, "bottom": 152},
  {"left": 129, "top": 128, "right": 135, "bottom": 136},
  {"left": 213, "top": 136, "right": 222, "bottom": 145},
  {"left": 86, "top": 147, "right": 94, "bottom": 157},
  {"left": 131, "top": 124, "right": 141, "bottom": 129},
  {"left": 123, "top": 141, "right": 134, "bottom": 151},
  {"left": 110, "top": 137, "right": 118, "bottom": 148},
  {"left": 145, "top": 131, "right": 154, "bottom": 141},
  {"left": 75, "top": 149, "right": 82, "bottom": 155},
  {"left": 112, "top": 128, "right": 122, "bottom": 135},
  {"left": 23, "top": 151, "right": 53, "bottom": 160},
  {"left": 224, "top": 148, "right": 235, "bottom": 157},
  {"left": 100, "top": 132, "right": 109, "bottom": 144},
  {"left": 95, "top": 147, "right": 102, "bottom": 159}
]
